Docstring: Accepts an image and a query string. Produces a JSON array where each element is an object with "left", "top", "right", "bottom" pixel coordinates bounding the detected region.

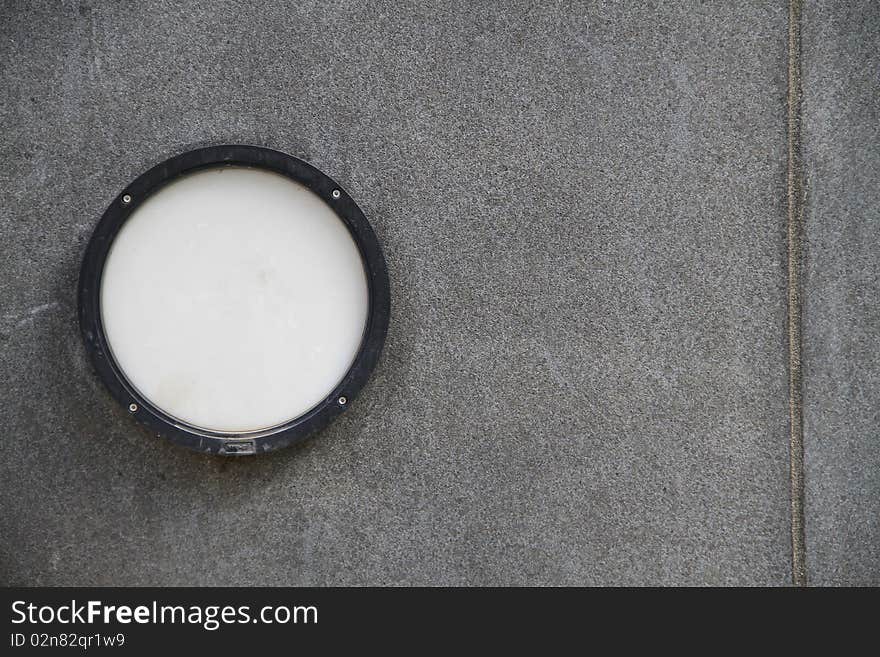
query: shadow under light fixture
[{"left": 78, "top": 145, "right": 390, "bottom": 456}]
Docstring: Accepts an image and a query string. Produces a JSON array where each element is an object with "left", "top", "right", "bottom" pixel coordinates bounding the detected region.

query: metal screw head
[
  {"left": 128, "top": 403, "right": 138, "bottom": 412},
  {"left": 338, "top": 396, "right": 347, "bottom": 405},
  {"left": 122, "top": 194, "right": 132, "bottom": 205},
  {"left": 331, "top": 189, "right": 341, "bottom": 199}
]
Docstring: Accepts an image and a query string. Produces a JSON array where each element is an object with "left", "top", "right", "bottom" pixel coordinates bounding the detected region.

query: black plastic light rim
[{"left": 78, "top": 145, "right": 390, "bottom": 456}]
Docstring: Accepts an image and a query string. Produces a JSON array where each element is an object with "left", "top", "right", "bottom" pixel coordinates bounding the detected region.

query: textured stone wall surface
[
  {"left": 801, "top": 0, "right": 879, "bottom": 586},
  {"left": 0, "top": 1, "right": 875, "bottom": 585}
]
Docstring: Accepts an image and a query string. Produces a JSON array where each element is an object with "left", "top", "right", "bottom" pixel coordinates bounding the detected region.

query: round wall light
[{"left": 79, "top": 145, "right": 389, "bottom": 456}]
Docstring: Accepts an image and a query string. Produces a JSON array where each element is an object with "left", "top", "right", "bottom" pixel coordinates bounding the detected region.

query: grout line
[{"left": 787, "top": 0, "right": 807, "bottom": 587}]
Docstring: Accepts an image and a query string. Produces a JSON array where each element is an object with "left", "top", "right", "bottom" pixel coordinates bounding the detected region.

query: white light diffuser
[{"left": 100, "top": 166, "right": 369, "bottom": 433}]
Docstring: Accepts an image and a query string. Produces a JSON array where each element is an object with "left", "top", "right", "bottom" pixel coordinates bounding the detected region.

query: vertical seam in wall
[{"left": 787, "top": 0, "right": 807, "bottom": 587}]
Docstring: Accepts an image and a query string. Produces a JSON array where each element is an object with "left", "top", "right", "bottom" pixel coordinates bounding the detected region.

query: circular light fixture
[{"left": 79, "top": 146, "right": 389, "bottom": 456}]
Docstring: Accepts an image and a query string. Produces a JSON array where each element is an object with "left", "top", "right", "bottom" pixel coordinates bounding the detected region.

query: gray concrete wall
[
  {"left": 0, "top": 1, "right": 875, "bottom": 585},
  {"left": 801, "top": 0, "right": 880, "bottom": 586}
]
